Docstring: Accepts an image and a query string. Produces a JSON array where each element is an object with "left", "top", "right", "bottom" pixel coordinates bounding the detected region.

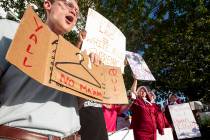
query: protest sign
[
  {"left": 157, "top": 128, "right": 174, "bottom": 140},
  {"left": 108, "top": 128, "right": 134, "bottom": 140},
  {"left": 81, "top": 8, "right": 126, "bottom": 72},
  {"left": 6, "top": 7, "right": 128, "bottom": 104},
  {"left": 189, "top": 101, "right": 203, "bottom": 110},
  {"left": 126, "top": 51, "right": 155, "bottom": 81},
  {"left": 168, "top": 103, "right": 201, "bottom": 139}
]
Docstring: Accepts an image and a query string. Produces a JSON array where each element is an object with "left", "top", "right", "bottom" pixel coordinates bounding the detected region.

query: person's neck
[{"left": 46, "top": 20, "right": 64, "bottom": 35}]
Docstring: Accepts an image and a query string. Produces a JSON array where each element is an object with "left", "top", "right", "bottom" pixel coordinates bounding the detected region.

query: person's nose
[{"left": 70, "top": 7, "right": 77, "bottom": 17}]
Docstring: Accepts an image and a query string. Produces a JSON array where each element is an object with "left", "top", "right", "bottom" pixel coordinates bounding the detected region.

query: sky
[{"left": 0, "top": 7, "right": 7, "bottom": 18}]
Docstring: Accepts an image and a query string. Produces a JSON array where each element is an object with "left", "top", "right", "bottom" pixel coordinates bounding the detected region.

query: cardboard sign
[
  {"left": 126, "top": 51, "right": 155, "bottom": 81},
  {"left": 108, "top": 129, "right": 134, "bottom": 140},
  {"left": 157, "top": 128, "right": 174, "bottom": 140},
  {"left": 168, "top": 103, "right": 201, "bottom": 139},
  {"left": 81, "top": 8, "right": 126, "bottom": 72},
  {"left": 6, "top": 7, "right": 128, "bottom": 104}
]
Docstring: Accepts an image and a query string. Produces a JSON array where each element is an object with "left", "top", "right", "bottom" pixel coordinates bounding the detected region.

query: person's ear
[{"left": 43, "top": 0, "right": 52, "bottom": 11}]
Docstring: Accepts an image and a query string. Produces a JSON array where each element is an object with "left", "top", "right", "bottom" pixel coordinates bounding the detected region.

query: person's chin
[
  {"left": 65, "top": 24, "right": 73, "bottom": 32},
  {"left": 61, "top": 26, "right": 72, "bottom": 34}
]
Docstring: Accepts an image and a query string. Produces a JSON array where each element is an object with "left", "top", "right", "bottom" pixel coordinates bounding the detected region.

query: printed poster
[{"left": 126, "top": 51, "right": 155, "bottom": 81}]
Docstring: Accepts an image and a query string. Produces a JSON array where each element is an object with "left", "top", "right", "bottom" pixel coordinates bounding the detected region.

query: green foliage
[
  {"left": 199, "top": 115, "right": 210, "bottom": 127},
  {"left": 143, "top": 0, "right": 210, "bottom": 103}
]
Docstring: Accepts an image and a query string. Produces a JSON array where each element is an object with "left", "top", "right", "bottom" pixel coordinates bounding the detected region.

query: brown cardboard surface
[{"left": 6, "top": 7, "right": 128, "bottom": 104}]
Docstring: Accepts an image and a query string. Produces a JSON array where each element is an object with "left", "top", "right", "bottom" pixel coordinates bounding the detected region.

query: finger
[
  {"left": 94, "top": 54, "right": 101, "bottom": 66},
  {"left": 89, "top": 53, "right": 94, "bottom": 63}
]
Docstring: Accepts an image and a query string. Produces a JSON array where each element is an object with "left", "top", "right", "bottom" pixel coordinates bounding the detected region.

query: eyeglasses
[{"left": 58, "top": 0, "right": 80, "bottom": 17}]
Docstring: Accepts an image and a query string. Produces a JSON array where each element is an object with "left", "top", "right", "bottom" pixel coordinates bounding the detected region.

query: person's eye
[{"left": 66, "top": 2, "right": 74, "bottom": 8}]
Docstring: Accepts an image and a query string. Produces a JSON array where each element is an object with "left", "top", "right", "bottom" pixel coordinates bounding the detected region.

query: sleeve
[
  {"left": 115, "top": 105, "right": 121, "bottom": 113},
  {"left": 156, "top": 111, "right": 165, "bottom": 135},
  {"left": 130, "top": 99, "right": 140, "bottom": 113},
  {"left": 0, "top": 37, "right": 12, "bottom": 76},
  {"left": 163, "top": 114, "right": 171, "bottom": 128}
]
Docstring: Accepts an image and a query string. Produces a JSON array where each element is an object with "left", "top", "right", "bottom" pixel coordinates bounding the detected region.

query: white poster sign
[
  {"left": 169, "top": 103, "right": 201, "bottom": 139},
  {"left": 81, "top": 8, "right": 126, "bottom": 72},
  {"left": 126, "top": 51, "right": 155, "bottom": 81},
  {"left": 157, "top": 128, "right": 174, "bottom": 140},
  {"left": 108, "top": 129, "right": 134, "bottom": 140}
]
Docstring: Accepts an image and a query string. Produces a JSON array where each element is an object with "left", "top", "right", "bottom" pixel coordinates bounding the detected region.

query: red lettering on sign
[
  {"left": 29, "top": 34, "right": 37, "bottom": 44},
  {"left": 22, "top": 16, "right": 43, "bottom": 68},
  {"left": 80, "top": 84, "right": 102, "bottom": 98},
  {"left": 23, "top": 57, "right": 32, "bottom": 67},
  {"left": 109, "top": 69, "right": 117, "bottom": 76},
  {"left": 60, "top": 73, "right": 74, "bottom": 87},
  {"left": 34, "top": 16, "right": 43, "bottom": 32},
  {"left": 108, "top": 68, "right": 119, "bottom": 94},
  {"left": 26, "top": 44, "right": 33, "bottom": 54}
]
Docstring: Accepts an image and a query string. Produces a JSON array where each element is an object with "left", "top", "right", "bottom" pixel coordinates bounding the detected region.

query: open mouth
[{"left": 65, "top": 16, "right": 74, "bottom": 23}]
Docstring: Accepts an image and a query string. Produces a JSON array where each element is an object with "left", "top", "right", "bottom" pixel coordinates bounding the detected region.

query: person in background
[
  {"left": 168, "top": 93, "right": 182, "bottom": 105},
  {"left": 148, "top": 91, "right": 171, "bottom": 133},
  {"left": 102, "top": 104, "right": 129, "bottom": 133},
  {"left": 164, "top": 93, "right": 182, "bottom": 124},
  {"left": 116, "top": 107, "right": 131, "bottom": 131},
  {"left": 129, "top": 76, "right": 163, "bottom": 140},
  {"left": 164, "top": 93, "right": 182, "bottom": 140}
]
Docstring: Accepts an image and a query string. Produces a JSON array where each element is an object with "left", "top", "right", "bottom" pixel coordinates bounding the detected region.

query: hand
[
  {"left": 89, "top": 53, "right": 101, "bottom": 66},
  {"left": 79, "top": 29, "right": 87, "bottom": 42},
  {"left": 76, "top": 29, "right": 87, "bottom": 49}
]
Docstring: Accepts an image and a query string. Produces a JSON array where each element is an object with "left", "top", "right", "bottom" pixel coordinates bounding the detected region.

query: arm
[
  {"left": 0, "top": 68, "right": 3, "bottom": 77},
  {"left": 130, "top": 76, "right": 138, "bottom": 94},
  {"left": 0, "top": 37, "right": 12, "bottom": 78},
  {"left": 156, "top": 111, "right": 165, "bottom": 135},
  {"left": 76, "top": 30, "right": 101, "bottom": 107},
  {"left": 76, "top": 29, "right": 86, "bottom": 49}
]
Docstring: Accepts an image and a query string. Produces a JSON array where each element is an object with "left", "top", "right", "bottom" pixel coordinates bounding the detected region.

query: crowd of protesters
[{"left": 101, "top": 75, "right": 183, "bottom": 140}]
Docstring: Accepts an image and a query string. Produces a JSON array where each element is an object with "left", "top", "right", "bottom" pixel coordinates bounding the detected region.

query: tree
[{"left": 143, "top": 0, "right": 210, "bottom": 103}]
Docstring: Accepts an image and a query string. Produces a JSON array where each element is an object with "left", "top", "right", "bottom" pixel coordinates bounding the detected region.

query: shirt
[
  {"left": 0, "top": 20, "right": 80, "bottom": 138},
  {"left": 102, "top": 105, "right": 121, "bottom": 132}
]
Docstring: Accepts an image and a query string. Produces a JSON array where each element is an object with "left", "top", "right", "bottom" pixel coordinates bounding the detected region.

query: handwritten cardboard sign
[
  {"left": 81, "top": 8, "right": 126, "bottom": 72},
  {"left": 168, "top": 103, "right": 201, "bottom": 139},
  {"left": 6, "top": 7, "right": 128, "bottom": 104},
  {"left": 126, "top": 51, "right": 155, "bottom": 81}
]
